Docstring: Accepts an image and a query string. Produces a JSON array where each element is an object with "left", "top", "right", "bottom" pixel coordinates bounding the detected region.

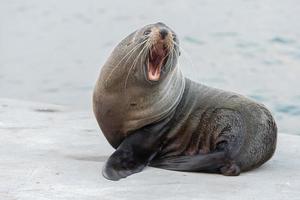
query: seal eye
[
  {"left": 172, "top": 34, "right": 177, "bottom": 41},
  {"left": 144, "top": 29, "right": 151, "bottom": 36}
]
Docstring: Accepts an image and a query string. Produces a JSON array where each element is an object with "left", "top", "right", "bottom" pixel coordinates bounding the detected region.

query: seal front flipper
[
  {"left": 102, "top": 148, "right": 147, "bottom": 181},
  {"left": 102, "top": 115, "right": 172, "bottom": 181}
]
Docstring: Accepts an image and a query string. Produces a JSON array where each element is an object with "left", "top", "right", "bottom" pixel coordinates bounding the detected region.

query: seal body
[
  {"left": 149, "top": 78, "right": 277, "bottom": 172},
  {"left": 93, "top": 22, "right": 277, "bottom": 181}
]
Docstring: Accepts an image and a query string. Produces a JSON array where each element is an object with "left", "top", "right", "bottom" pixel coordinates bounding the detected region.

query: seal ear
[{"left": 156, "top": 22, "right": 166, "bottom": 26}]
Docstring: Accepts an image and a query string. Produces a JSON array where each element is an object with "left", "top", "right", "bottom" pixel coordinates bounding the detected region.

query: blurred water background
[{"left": 0, "top": 0, "right": 299, "bottom": 135}]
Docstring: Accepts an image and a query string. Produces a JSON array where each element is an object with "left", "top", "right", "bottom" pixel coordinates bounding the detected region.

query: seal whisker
[
  {"left": 105, "top": 39, "right": 149, "bottom": 84},
  {"left": 160, "top": 50, "right": 171, "bottom": 73},
  {"left": 122, "top": 36, "right": 151, "bottom": 68},
  {"left": 173, "top": 42, "right": 196, "bottom": 72},
  {"left": 166, "top": 49, "right": 173, "bottom": 73},
  {"left": 124, "top": 42, "right": 150, "bottom": 89},
  {"left": 122, "top": 40, "right": 148, "bottom": 77},
  {"left": 124, "top": 45, "right": 148, "bottom": 89},
  {"left": 167, "top": 47, "right": 176, "bottom": 74},
  {"left": 105, "top": 44, "right": 143, "bottom": 85}
]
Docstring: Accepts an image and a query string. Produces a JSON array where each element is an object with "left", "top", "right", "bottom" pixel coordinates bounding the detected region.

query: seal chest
[{"left": 93, "top": 22, "right": 277, "bottom": 181}]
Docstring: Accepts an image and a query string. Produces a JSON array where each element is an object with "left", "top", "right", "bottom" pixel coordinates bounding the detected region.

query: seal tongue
[{"left": 148, "top": 44, "right": 166, "bottom": 81}]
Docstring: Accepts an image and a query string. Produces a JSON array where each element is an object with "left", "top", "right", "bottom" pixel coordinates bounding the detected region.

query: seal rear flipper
[{"left": 149, "top": 152, "right": 227, "bottom": 173}]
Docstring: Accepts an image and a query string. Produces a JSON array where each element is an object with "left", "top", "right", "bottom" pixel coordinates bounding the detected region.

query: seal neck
[{"left": 121, "top": 67, "right": 186, "bottom": 133}]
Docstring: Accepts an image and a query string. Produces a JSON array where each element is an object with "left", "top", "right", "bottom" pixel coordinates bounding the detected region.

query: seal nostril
[{"left": 159, "top": 28, "right": 168, "bottom": 39}]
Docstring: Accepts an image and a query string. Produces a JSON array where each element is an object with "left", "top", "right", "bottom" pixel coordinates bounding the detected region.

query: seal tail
[{"left": 149, "top": 152, "right": 226, "bottom": 172}]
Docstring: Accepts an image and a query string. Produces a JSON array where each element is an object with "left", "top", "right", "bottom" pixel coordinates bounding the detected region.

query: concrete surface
[{"left": 0, "top": 98, "right": 299, "bottom": 200}]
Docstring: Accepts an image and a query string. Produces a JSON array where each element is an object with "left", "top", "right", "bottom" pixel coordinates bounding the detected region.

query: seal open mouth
[{"left": 147, "top": 43, "right": 168, "bottom": 81}]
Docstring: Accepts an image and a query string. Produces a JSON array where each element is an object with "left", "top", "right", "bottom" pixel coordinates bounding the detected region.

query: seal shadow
[
  {"left": 33, "top": 108, "right": 61, "bottom": 113},
  {"left": 65, "top": 155, "right": 108, "bottom": 162}
]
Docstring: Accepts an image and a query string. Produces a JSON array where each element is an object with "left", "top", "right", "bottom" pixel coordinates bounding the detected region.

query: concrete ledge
[{"left": 0, "top": 98, "right": 299, "bottom": 200}]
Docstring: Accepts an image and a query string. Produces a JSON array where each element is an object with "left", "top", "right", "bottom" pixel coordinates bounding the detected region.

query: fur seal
[{"left": 93, "top": 22, "right": 277, "bottom": 181}]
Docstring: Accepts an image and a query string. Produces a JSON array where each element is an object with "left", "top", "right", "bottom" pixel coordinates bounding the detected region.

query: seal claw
[{"left": 220, "top": 163, "right": 241, "bottom": 176}]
